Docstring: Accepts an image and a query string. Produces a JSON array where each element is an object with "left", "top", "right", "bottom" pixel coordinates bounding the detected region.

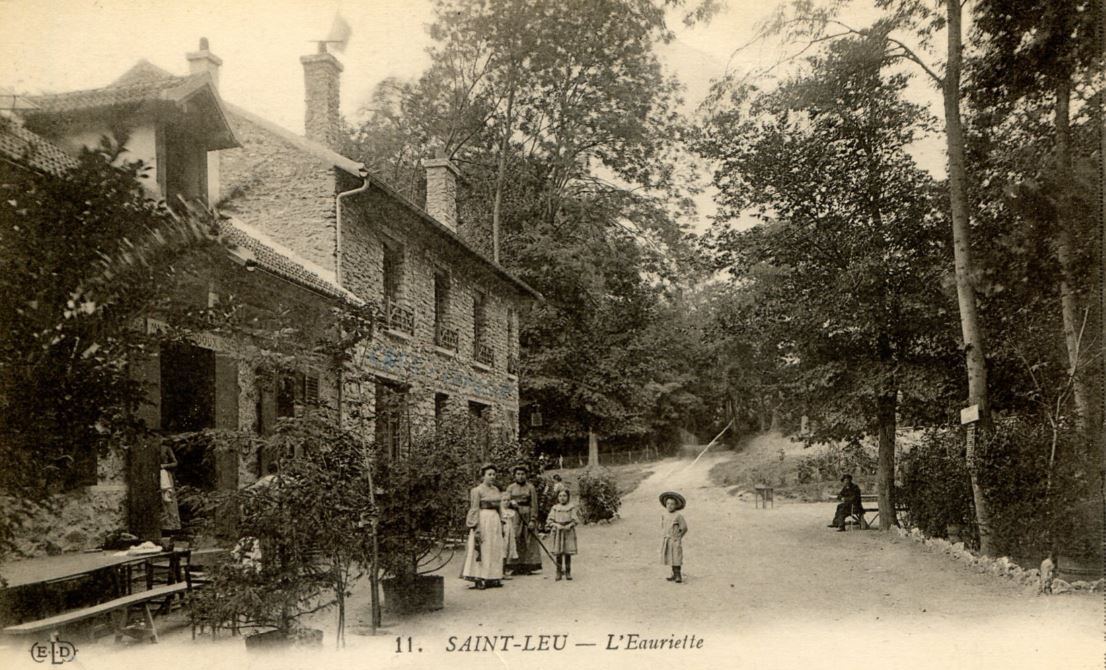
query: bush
[
  {"left": 374, "top": 422, "right": 473, "bottom": 581},
  {"left": 192, "top": 414, "right": 373, "bottom": 646},
  {"left": 795, "top": 439, "right": 877, "bottom": 484},
  {"left": 897, "top": 417, "right": 1103, "bottom": 562},
  {"left": 978, "top": 415, "right": 1102, "bottom": 562},
  {"left": 897, "top": 429, "right": 975, "bottom": 542},
  {"left": 576, "top": 467, "right": 620, "bottom": 523}
]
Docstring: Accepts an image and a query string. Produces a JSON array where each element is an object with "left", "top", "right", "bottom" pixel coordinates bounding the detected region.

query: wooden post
[{"left": 587, "top": 429, "right": 599, "bottom": 467}]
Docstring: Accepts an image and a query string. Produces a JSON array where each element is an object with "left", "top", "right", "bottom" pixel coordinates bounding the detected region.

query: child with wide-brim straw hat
[{"left": 659, "top": 491, "right": 687, "bottom": 583}]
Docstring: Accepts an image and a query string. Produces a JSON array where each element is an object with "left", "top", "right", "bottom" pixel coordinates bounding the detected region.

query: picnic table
[
  {"left": 1, "top": 549, "right": 179, "bottom": 590},
  {"left": 0, "top": 548, "right": 191, "bottom": 642}
]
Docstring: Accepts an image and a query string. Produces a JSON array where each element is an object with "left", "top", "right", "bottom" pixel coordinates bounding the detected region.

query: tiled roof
[
  {"left": 222, "top": 101, "right": 540, "bottom": 299},
  {"left": 220, "top": 218, "right": 363, "bottom": 305},
  {"left": 0, "top": 118, "right": 77, "bottom": 175},
  {"left": 26, "top": 73, "right": 210, "bottom": 115},
  {"left": 111, "top": 60, "right": 177, "bottom": 87}
]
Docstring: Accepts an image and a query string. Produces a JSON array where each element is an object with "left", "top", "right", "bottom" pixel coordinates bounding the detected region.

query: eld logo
[{"left": 29, "top": 640, "right": 77, "bottom": 664}]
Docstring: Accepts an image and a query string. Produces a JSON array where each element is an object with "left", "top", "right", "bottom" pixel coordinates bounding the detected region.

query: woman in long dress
[
  {"left": 461, "top": 464, "right": 507, "bottom": 589},
  {"left": 159, "top": 443, "right": 182, "bottom": 535}
]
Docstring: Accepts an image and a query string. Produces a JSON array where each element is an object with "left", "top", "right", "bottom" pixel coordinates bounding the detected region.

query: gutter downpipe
[
  {"left": 333, "top": 168, "right": 370, "bottom": 430},
  {"left": 335, "top": 168, "right": 371, "bottom": 289},
  {"left": 334, "top": 167, "right": 379, "bottom": 633}
]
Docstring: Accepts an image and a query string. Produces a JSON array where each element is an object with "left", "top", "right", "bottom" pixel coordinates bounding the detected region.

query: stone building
[
  {"left": 1, "top": 38, "right": 536, "bottom": 553},
  {"left": 196, "top": 39, "right": 540, "bottom": 456}
]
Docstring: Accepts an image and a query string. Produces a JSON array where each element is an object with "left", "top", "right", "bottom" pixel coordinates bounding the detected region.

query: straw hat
[{"left": 659, "top": 491, "right": 686, "bottom": 511}]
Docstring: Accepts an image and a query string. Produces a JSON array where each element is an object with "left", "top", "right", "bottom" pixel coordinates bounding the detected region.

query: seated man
[{"left": 829, "top": 474, "right": 862, "bottom": 532}]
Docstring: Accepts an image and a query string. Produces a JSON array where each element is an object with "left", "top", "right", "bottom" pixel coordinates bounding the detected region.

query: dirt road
[{"left": 28, "top": 447, "right": 1101, "bottom": 670}]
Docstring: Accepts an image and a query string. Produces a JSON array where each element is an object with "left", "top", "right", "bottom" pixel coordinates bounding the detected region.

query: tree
[
  {"left": 969, "top": 0, "right": 1103, "bottom": 443},
  {"left": 749, "top": 0, "right": 999, "bottom": 554},
  {"left": 347, "top": 0, "right": 715, "bottom": 450},
  {"left": 698, "top": 33, "right": 959, "bottom": 529},
  {"left": 0, "top": 137, "right": 222, "bottom": 560}
]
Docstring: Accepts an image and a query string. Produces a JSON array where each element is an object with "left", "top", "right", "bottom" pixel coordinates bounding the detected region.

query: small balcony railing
[
  {"left": 507, "top": 354, "right": 519, "bottom": 375},
  {"left": 435, "top": 323, "right": 459, "bottom": 351},
  {"left": 474, "top": 342, "right": 494, "bottom": 367},
  {"left": 385, "top": 300, "right": 415, "bottom": 335}
]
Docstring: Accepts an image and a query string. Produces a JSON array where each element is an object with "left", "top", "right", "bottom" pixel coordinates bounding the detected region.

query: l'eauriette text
[{"left": 443, "top": 633, "right": 705, "bottom": 652}]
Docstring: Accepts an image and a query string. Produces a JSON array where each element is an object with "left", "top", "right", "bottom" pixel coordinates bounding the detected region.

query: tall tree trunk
[
  {"left": 876, "top": 384, "right": 897, "bottom": 531},
  {"left": 491, "top": 70, "right": 516, "bottom": 265},
  {"left": 943, "top": 0, "right": 995, "bottom": 555},
  {"left": 1052, "top": 76, "right": 1093, "bottom": 433},
  {"left": 588, "top": 427, "right": 599, "bottom": 466}
]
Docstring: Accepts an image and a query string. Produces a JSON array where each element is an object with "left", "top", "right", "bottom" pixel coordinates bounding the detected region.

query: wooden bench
[
  {"left": 2, "top": 582, "right": 188, "bottom": 643},
  {"left": 850, "top": 494, "right": 908, "bottom": 529}
]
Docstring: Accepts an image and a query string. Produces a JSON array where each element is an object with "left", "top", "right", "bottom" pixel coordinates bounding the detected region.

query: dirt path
[{"left": 37, "top": 448, "right": 1102, "bottom": 670}]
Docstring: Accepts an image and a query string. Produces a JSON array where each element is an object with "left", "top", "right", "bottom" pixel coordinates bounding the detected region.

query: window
[
  {"left": 434, "top": 393, "right": 449, "bottom": 432},
  {"left": 505, "top": 409, "right": 518, "bottom": 441},
  {"left": 434, "top": 272, "right": 457, "bottom": 349},
  {"left": 382, "top": 240, "right": 413, "bottom": 333},
  {"left": 383, "top": 240, "right": 404, "bottom": 305},
  {"left": 256, "top": 369, "right": 322, "bottom": 433},
  {"left": 162, "top": 125, "right": 208, "bottom": 206},
  {"left": 472, "top": 290, "right": 486, "bottom": 343},
  {"left": 468, "top": 401, "right": 491, "bottom": 459},
  {"left": 161, "top": 341, "right": 216, "bottom": 432},
  {"left": 473, "top": 290, "right": 492, "bottom": 366},
  {"left": 375, "top": 379, "right": 409, "bottom": 460},
  {"left": 506, "top": 308, "right": 518, "bottom": 374}
]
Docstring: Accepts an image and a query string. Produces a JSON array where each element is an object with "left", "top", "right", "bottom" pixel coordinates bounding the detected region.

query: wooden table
[
  {"left": 0, "top": 550, "right": 175, "bottom": 589},
  {"left": 0, "top": 550, "right": 186, "bottom": 627}
]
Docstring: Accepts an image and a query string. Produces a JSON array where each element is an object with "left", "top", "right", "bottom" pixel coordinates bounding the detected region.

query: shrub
[
  {"left": 897, "top": 417, "right": 1102, "bottom": 562},
  {"left": 373, "top": 422, "right": 473, "bottom": 581},
  {"left": 795, "top": 439, "right": 877, "bottom": 484},
  {"left": 978, "top": 415, "right": 1102, "bottom": 562},
  {"left": 192, "top": 414, "right": 373, "bottom": 647},
  {"left": 576, "top": 467, "right": 620, "bottom": 523},
  {"left": 897, "top": 429, "right": 975, "bottom": 542}
]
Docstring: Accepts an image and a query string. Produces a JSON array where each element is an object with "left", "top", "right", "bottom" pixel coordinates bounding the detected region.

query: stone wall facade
[
  {"left": 218, "top": 111, "right": 338, "bottom": 275},
  {"left": 339, "top": 179, "right": 524, "bottom": 442},
  {"left": 9, "top": 452, "right": 127, "bottom": 558}
]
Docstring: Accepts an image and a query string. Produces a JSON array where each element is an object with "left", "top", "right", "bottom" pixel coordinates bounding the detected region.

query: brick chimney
[
  {"left": 423, "top": 154, "right": 460, "bottom": 232},
  {"left": 300, "top": 43, "right": 343, "bottom": 149},
  {"left": 186, "top": 37, "right": 222, "bottom": 88}
]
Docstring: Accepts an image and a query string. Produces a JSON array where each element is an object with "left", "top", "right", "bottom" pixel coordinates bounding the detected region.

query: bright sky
[{"left": 0, "top": 0, "right": 947, "bottom": 230}]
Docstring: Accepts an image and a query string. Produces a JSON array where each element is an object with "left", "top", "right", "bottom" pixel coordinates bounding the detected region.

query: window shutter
[
  {"left": 255, "top": 370, "right": 277, "bottom": 435},
  {"left": 130, "top": 346, "right": 161, "bottom": 430},
  {"left": 213, "top": 354, "right": 239, "bottom": 430},
  {"left": 304, "top": 373, "right": 320, "bottom": 405}
]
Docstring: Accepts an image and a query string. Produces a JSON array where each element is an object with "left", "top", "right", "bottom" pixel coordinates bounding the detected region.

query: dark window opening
[
  {"left": 383, "top": 241, "right": 405, "bottom": 305},
  {"left": 163, "top": 125, "right": 208, "bottom": 207},
  {"left": 435, "top": 393, "right": 449, "bottom": 432},
  {"left": 468, "top": 400, "right": 491, "bottom": 459},
  {"left": 161, "top": 341, "right": 216, "bottom": 433},
  {"left": 473, "top": 291, "right": 486, "bottom": 344},
  {"left": 375, "top": 379, "right": 409, "bottom": 460}
]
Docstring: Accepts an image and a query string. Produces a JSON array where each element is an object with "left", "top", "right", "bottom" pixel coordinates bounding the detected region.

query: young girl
[
  {"left": 546, "top": 488, "right": 579, "bottom": 581},
  {"left": 501, "top": 491, "right": 520, "bottom": 566},
  {"left": 659, "top": 491, "right": 687, "bottom": 583}
]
